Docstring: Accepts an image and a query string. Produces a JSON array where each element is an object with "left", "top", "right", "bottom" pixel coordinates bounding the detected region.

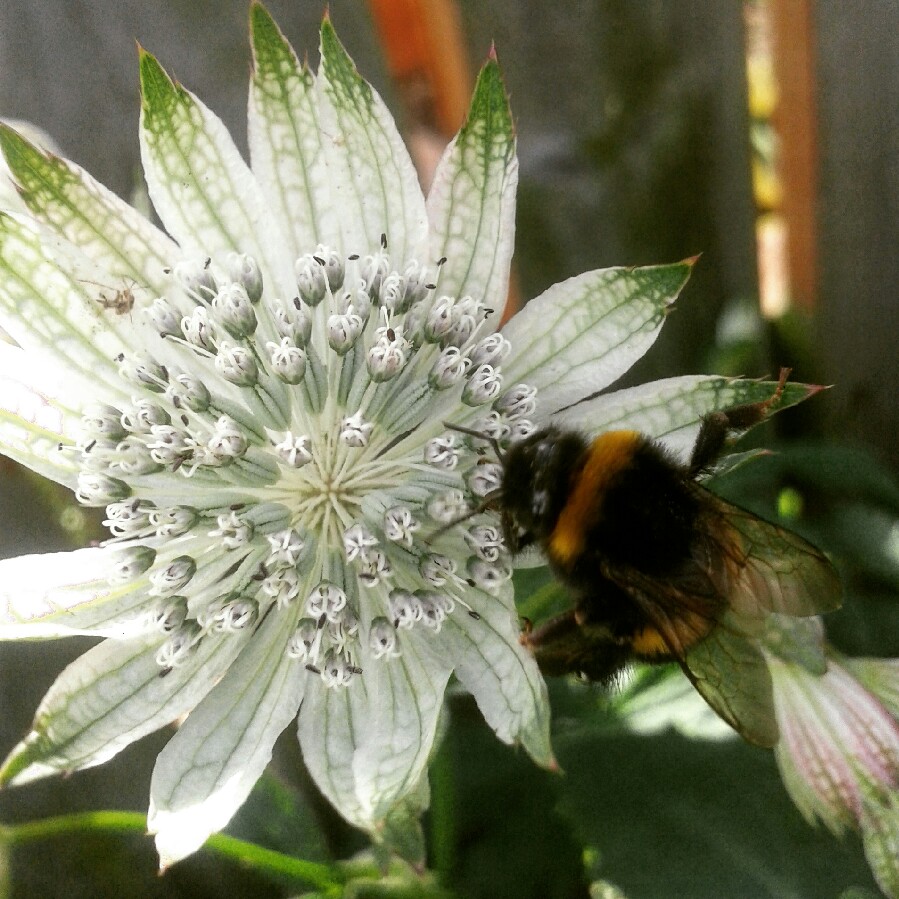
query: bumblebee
[{"left": 451, "top": 374, "right": 841, "bottom": 747}]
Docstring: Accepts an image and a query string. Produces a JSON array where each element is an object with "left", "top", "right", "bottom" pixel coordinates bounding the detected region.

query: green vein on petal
[
  {"left": 427, "top": 54, "right": 517, "bottom": 316},
  {"left": 249, "top": 3, "right": 335, "bottom": 259},
  {"left": 502, "top": 261, "right": 694, "bottom": 419},
  {"left": 0, "top": 407, "right": 78, "bottom": 488},
  {"left": 138, "top": 49, "right": 294, "bottom": 296},
  {"left": 318, "top": 18, "right": 428, "bottom": 263},
  {"left": 0, "top": 343, "right": 80, "bottom": 487},
  {"left": 0, "top": 123, "right": 176, "bottom": 294},
  {"left": 298, "top": 681, "right": 367, "bottom": 827},
  {"left": 0, "top": 630, "right": 248, "bottom": 787},
  {"left": 148, "top": 605, "right": 304, "bottom": 866},
  {"left": 352, "top": 637, "right": 450, "bottom": 824},
  {"left": 556, "top": 375, "right": 823, "bottom": 462},
  {"left": 0, "top": 213, "right": 130, "bottom": 399},
  {"left": 0, "top": 546, "right": 155, "bottom": 639},
  {"left": 435, "top": 586, "right": 554, "bottom": 768}
]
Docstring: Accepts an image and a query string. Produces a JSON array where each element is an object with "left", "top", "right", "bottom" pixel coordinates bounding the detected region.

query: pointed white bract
[
  {"left": 767, "top": 628, "right": 899, "bottom": 898},
  {"left": 0, "top": 6, "right": 714, "bottom": 865}
]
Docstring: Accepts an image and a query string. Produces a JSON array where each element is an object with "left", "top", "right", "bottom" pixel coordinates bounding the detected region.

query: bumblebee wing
[
  {"left": 709, "top": 495, "right": 842, "bottom": 620},
  {"left": 600, "top": 558, "right": 778, "bottom": 746},
  {"left": 598, "top": 555, "right": 727, "bottom": 659},
  {"left": 678, "top": 617, "right": 779, "bottom": 747}
]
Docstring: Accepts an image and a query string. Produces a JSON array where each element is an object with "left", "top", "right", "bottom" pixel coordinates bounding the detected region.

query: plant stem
[{"left": 1, "top": 811, "right": 343, "bottom": 891}]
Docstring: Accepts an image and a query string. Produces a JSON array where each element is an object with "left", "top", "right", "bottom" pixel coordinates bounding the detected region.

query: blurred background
[{"left": 0, "top": 1, "right": 896, "bottom": 896}]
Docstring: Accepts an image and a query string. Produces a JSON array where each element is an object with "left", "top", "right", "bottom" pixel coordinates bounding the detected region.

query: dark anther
[
  {"left": 425, "top": 283, "right": 437, "bottom": 290},
  {"left": 380, "top": 232, "right": 388, "bottom": 249},
  {"left": 313, "top": 255, "right": 325, "bottom": 265},
  {"left": 84, "top": 440, "right": 96, "bottom": 453},
  {"left": 348, "top": 253, "right": 359, "bottom": 261},
  {"left": 437, "top": 256, "right": 447, "bottom": 266},
  {"left": 386, "top": 328, "right": 396, "bottom": 340},
  {"left": 468, "top": 610, "right": 481, "bottom": 620},
  {"left": 305, "top": 664, "right": 321, "bottom": 674},
  {"left": 204, "top": 257, "right": 211, "bottom": 269}
]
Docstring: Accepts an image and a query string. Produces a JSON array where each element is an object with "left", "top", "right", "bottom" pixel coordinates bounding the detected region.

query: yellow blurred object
[
  {"left": 752, "top": 156, "right": 783, "bottom": 211},
  {"left": 747, "top": 55, "right": 778, "bottom": 120}
]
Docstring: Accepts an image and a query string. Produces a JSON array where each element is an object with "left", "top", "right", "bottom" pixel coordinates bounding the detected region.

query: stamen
[
  {"left": 215, "top": 341, "right": 259, "bottom": 386},
  {"left": 266, "top": 528, "right": 306, "bottom": 567},
  {"left": 149, "top": 555, "right": 197, "bottom": 596},
  {"left": 295, "top": 254, "right": 328, "bottom": 305},
  {"left": 340, "top": 411, "right": 373, "bottom": 447},
  {"left": 369, "top": 617, "right": 401, "bottom": 659},
  {"left": 108, "top": 545, "right": 157, "bottom": 582},
  {"left": 155, "top": 622, "right": 202, "bottom": 669},
  {"left": 274, "top": 433, "right": 313, "bottom": 468},
  {"left": 424, "top": 435, "right": 459, "bottom": 469},
  {"left": 383, "top": 506, "right": 420, "bottom": 547},
  {"left": 468, "top": 462, "right": 504, "bottom": 498},
  {"left": 212, "top": 283, "right": 258, "bottom": 338},
  {"left": 306, "top": 581, "right": 347, "bottom": 622},
  {"left": 344, "top": 524, "right": 378, "bottom": 562},
  {"left": 268, "top": 337, "right": 307, "bottom": 384},
  {"left": 209, "top": 510, "right": 255, "bottom": 548},
  {"left": 226, "top": 252, "right": 264, "bottom": 302}
]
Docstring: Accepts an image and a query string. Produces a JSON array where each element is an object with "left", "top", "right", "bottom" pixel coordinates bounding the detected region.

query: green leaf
[
  {"left": 554, "top": 729, "right": 880, "bottom": 898},
  {"left": 502, "top": 261, "right": 693, "bottom": 419}
]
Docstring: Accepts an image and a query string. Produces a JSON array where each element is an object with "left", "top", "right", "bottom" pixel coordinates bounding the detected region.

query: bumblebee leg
[{"left": 689, "top": 367, "right": 790, "bottom": 475}]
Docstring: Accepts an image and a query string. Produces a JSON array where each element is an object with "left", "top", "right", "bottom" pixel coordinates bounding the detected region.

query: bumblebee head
[{"left": 502, "top": 427, "right": 588, "bottom": 539}]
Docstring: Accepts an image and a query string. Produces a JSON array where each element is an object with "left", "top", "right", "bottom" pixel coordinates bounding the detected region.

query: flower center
[{"left": 77, "top": 242, "right": 537, "bottom": 688}]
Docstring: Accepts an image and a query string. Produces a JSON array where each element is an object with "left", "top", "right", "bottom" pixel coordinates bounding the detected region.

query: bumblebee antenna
[{"left": 442, "top": 421, "right": 505, "bottom": 461}]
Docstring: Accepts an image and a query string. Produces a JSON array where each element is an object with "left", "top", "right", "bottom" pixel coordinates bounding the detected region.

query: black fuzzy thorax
[
  {"left": 571, "top": 435, "right": 701, "bottom": 583},
  {"left": 501, "top": 427, "right": 589, "bottom": 541}
]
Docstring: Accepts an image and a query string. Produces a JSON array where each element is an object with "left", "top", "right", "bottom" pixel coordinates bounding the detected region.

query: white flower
[{"left": 0, "top": 5, "right": 809, "bottom": 869}]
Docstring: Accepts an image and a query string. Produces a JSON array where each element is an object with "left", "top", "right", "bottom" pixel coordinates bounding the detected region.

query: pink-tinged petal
[{"left": 771, "top": 655, "right": 899, "bottom": 835}]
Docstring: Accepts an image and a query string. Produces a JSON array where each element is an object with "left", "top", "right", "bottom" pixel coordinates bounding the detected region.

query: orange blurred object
[{"left": 368, "top": 0, "right": 520, "bottom": 320}]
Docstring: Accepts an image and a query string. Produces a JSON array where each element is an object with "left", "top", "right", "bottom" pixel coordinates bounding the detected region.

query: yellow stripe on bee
[
  {"left": 548, "top": 430, "right": 641, "bottom": 566},
  {"left": 630, "top": 627, "right": 670, "bottom": 656}
]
